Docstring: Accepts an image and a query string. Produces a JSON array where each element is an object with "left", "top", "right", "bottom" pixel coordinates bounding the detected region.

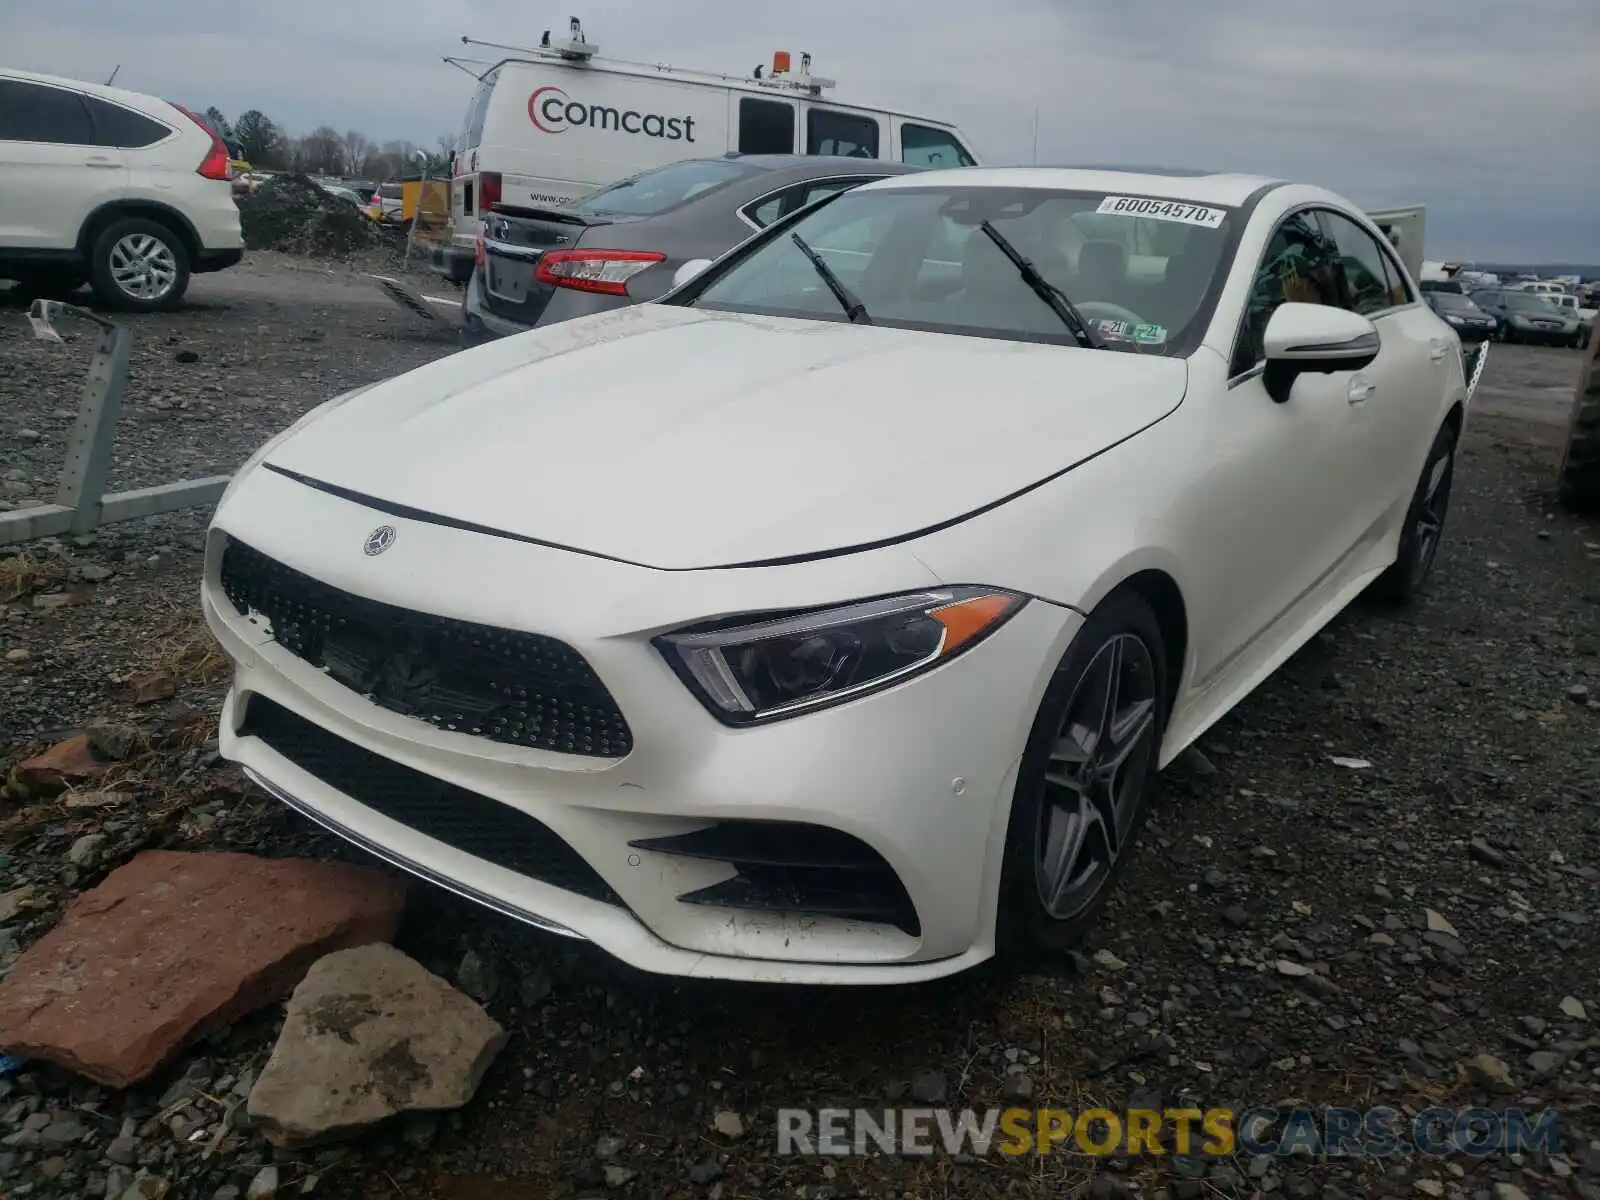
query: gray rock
[
  {"left": 67, "top": 834, "right": 108, "bottom": 869},
  {"left": 1465, "top": 1053, "right": 1515, "bottom": 1093},
  {"left": 39, "top": 1114, "right": 83, "bottom": 1148},
  {"left": 247, "top": 943, "right": 506, "bottom": 1146},
  {"left": 106, "top": 1135, "right": 139, "bottom": 1165},
  {"left": 910, "top": 1071, "right": 947, "bottom": 1103},
  {"left": 246, "top": 1165, "right": 279, "bottom": 1199},
  {"left": 688, "top": 1158, "right": 723, "bottom": 1185},
  {"left": 456, "top": 949, "right": 498, "bottom": 1003}
]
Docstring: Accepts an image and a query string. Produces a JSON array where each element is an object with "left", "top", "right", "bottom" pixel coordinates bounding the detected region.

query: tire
[
  {"left": 1368, "top": 419, "right": 1458, "bottom": 606},
  {"left": 88, "top": 217, "right": 190, "bottom": 312},
  {"left": 995, "top": 588, "right": 1169, "bottom": 958}
]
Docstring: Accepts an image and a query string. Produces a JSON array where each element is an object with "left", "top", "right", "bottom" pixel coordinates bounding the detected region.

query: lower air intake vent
[{"left": 629, "top": 821, "right": 919, "bottom": 936}]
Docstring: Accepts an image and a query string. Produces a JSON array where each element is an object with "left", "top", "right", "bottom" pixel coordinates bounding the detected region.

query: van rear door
[{"left": 450, "top": 67, "right": 499, "bottom": 243}]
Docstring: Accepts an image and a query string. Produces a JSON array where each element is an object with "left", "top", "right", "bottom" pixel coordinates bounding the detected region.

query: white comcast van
[{"left": 429, "top": 19, "right": 981, "bottom": 283}]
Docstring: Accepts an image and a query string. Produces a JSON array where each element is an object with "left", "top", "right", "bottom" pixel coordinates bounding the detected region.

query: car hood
[{"left": 262, "top": 304, "right": 1189, "bottom": 570}]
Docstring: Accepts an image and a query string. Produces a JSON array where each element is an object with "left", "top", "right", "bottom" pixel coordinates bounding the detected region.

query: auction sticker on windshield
[{"left": 1095, "top": 196, "right": 1227, "bottom": 228}]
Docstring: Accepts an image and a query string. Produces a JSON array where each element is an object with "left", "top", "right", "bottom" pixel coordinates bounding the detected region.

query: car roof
[
  {"left": 859, "top": 166, "right": 1284, "bottom": 207},
  {"left": 0, "top": 66, "right": 173, "bottom": 115},
  {"left": 720, "top": 154, "right": 925, "bottom": 175}
]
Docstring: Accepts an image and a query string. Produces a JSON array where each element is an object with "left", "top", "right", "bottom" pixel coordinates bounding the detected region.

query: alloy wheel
[
  {"left": 1034, "top": 633, "right": 1159, "bottom": 920},
  {"left": 1411, "top": 445, "right": 1454, "bottom": 586},
  {"left": 109, "top": 234, "right": 178, "bottom": 301}
]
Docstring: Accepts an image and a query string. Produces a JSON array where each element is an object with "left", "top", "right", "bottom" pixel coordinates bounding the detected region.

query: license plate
[{"left": 487, "top": 257, "right": 536, "bottom": 303}]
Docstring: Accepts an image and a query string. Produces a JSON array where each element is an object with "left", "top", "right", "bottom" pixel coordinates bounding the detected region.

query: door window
[
  {"left": 806, "top": 109, "right": 879, "bottom": 158},
  {"left": 1317, "top": 209, "right": 1409, "bottom": 315},
  {"left": 1233, "top": 211, "right": 1344, "bottom": 375},
  {"left": 900, "top": 123, "right": 974, "bottom": 168},
  {"left": 738, "top": 98, "right": 795, "bottom": 154},
  {"left": 0, "top": 79, "right": 96, "bottom": 145}
]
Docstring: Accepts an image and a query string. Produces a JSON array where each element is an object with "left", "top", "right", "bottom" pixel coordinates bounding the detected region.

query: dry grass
[
  {"left": 0, "top": 551, "right": 66, "bottom": 604},
  {"left": 138, "top": 602, "right": 230, "bottom": 692}
]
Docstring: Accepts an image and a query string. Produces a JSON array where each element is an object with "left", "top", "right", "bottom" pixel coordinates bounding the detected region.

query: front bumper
[
  {"left": 204, "top": 465, "right": 1080, "bottom": 982},
  {"left": 194, "top": 248, "right": 243, "bottom": 274}
]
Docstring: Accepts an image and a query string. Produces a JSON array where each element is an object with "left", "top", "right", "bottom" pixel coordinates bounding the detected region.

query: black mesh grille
[
  {"left": 240, "top": 695, "right": 621, "bottom": 905},
  {"left": 218, "top": 538, "right": 632, "bottom": 758}
]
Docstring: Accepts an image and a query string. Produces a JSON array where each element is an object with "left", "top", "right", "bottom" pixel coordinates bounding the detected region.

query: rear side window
[
  {"left": 0, "top": 79, "right": 96, "bottom": 145},
  {"left": 380, "top": 183, "right": 403, "bottom": 199},
  {"left": 739, "top": 98, "right": 795, "bottom": 154},
  {"left": 900, "top": 123, "right": 974, "bottom": 168},
  {"left": 82, "top": 97, "right": 171, "bottom": 148},
  {"left": 578, "top": 158, "right": 757, "bottom": 216},
  {"left": 807, "top": 109, "right": 879, "bottom": 158}
]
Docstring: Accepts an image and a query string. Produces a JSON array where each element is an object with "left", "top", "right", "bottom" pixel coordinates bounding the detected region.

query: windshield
[
  {"left": 1502, "top": 292, "right": 1567, "bottom": 312},
  {"left": 685, "top": 185, "right": 1234, "bottom": 352},
  {"left": 578, "top": 158, "right": 758, "bottom": 217},
  {"left": 1430, "top": 292, "right": 1476, "bottom": 311}
]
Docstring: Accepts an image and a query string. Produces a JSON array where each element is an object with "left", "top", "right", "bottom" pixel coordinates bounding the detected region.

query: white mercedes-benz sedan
[{"left": 203, "top": 167, "right": 1473, "bottom": 984}]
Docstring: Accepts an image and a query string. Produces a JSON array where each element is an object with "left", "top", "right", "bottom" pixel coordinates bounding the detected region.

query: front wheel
[
  {"left": 996, "top": 589, "right": 1168, "bottom": 957},
  {"left": 1369, "top": 420, "right": 1457, "bottom": 606},
  {"left": 88, "top": 217, "right": 190, "bottom": 312}
]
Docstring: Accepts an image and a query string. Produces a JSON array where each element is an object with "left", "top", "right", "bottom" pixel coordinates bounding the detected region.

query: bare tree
[
  {"left": 298, "top": 126, "right": 345, "bottom": 175},
  {"left": 342, "top": 130, "right": 371, "bottom": 177}
]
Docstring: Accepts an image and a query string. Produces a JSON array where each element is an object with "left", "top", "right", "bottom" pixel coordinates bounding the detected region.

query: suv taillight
[
  {"left": 478, "top": 171, "right": 502, "bottom": 210},
  {"left": 170, "top": 104, "right": 233, "bottom": 181},
  {"left": 534, "top": 249, "right": 667, "bottom": 296}
]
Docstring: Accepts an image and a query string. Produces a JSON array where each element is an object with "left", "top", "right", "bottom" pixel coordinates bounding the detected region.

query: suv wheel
[{"left": 88, "top": 218, "right": 190, "bottom": 312}]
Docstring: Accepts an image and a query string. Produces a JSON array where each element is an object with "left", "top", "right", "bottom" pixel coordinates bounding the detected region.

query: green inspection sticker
[{"left": 1132, "top": 323, "right": 1167, "bottom": 344}]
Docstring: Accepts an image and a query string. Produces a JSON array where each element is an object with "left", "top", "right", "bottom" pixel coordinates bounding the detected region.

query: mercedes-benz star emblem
[{"left": 363, "top": 525, "right": 397, "bottom": 556}]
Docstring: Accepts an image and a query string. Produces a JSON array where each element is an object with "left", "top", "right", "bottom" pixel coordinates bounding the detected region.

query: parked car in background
[
  {"left": 461, "top": 153, "right": 923, "bottom": 342},
  {"left": 1423, "top": 290, "right": 1498, "bottom": 342},
  {"left": 205, "top": 166, "right": 1471, "bottom": 983},
  {"left": 318, "top": 183, "right": 367, "bottom": 209},
  {"left": 431, "top": 18, "right": 979, "bottom": 284},
  {"left": 1545, "top": 292, "right": 1596, "bottom": 345},
  {"left": 0, "top": 67, "right": 243, "bottom": 309},
  {"left": 1471, "top": 288, "right": 1585, "bottom": 346},
  {"left": 367, "top": 181, "right": 404, "bottom": 223}
]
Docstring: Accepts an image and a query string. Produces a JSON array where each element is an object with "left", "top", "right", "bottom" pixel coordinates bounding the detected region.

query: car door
[
  {"left": 0, "top": 78, "right": 127, "bottom": 250},
  {"left": 1316, "top": 207, "right": 1446, "bottom": 533},
  {"left": 1186, "top": 210, "right": 1373, "bottom": 686}
]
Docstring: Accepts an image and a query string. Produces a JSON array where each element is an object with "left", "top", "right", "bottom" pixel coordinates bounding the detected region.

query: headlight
[
  {"left": 1445, "top": 315, "right": 1465, "bottom": 326},
  {"left": 1511, "top": 314, "right": 1531, "bottom": 326},
  {"left": 657, "top": 587, "right": 1027, "bottom": 724},
  {"left": 215, "top": 381, "right": 382, "bottom": 513}
]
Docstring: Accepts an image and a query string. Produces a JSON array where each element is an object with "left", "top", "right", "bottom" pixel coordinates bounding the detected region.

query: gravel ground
[{"left": 1, "top": 266, "right": 1598, "bottom": 1200}]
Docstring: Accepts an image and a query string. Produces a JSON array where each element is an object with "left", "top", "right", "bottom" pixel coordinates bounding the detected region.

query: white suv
[{"left": 0, "top": 68, "right": 244, "bottom": 311}]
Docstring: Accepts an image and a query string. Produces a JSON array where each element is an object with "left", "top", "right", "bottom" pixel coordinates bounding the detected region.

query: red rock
[
  {"left": 13, "top": 734, "right": 108, "bottom": 797},
  {"left": 0, "top": 851, "right": 407, "bottom": 1087}
]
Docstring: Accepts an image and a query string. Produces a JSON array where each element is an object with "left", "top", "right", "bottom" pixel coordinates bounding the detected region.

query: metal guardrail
[{"left": 0, "top": 301, "right": 229, "bottom": 547}]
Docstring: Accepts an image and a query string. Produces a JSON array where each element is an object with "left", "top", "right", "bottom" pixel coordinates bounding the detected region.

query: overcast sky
[{"left": 6, "top": 0, "right": 1598, "bottom": 263}]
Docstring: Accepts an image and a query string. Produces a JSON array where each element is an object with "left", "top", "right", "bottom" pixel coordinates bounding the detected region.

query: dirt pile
[{"left": 238, "top": 172, "right": 383, "bottom": 257}]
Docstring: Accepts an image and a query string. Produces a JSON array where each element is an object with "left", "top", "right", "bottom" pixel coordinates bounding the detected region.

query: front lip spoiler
[{"left": 243, "top": 766, "right": 587, "bottom": 941}]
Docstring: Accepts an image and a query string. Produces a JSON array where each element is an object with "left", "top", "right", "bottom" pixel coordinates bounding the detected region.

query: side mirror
[
  {"left": 672, "top": 258, "right": 714, "bottom": 290},
  {"left": 1261, "top": 303, "right": 1381, "bottom": 404}
]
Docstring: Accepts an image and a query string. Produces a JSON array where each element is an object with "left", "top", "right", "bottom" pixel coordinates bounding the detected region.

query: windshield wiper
[
  {"left": 978, "top": 220, "right": 1100, "bottom": 349},
  {"left": 791, "top": 233, "right": 871, "bottom": 324}
]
